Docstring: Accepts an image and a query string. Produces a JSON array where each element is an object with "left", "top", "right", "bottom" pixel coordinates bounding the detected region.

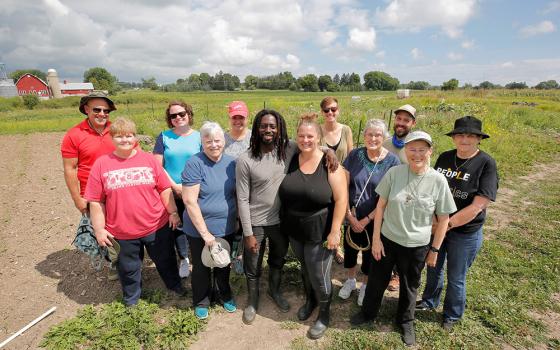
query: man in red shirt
[{"left": 61, "top": 91, "right": 117, "bottom": 213}]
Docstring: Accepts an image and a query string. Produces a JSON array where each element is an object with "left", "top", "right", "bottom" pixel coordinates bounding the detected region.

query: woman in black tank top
[{"left": 278, "top": 113, "right": 347, "bottom": 340}]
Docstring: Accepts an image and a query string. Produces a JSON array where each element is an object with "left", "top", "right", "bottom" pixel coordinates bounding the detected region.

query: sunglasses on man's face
[
  {"left": 92, "top": 107, "right": 111, "bottom": 114},
  {"left": 322, "top": 106, "right": 338, "bottom": 113},
  {"left": 170, "top": 111, "right": 188, "bottom": 119}
]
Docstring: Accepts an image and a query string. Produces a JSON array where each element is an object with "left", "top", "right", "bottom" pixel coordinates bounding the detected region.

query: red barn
[
  {"left": 60, "top": 80, "right": 94, "bottom": 96},
  {"left": 15, "top": 74, "right": 50, "bottom": 98}
]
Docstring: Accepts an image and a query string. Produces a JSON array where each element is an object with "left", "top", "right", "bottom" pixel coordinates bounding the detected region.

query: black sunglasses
[
  {"left": 322, "top": 106, "right": 338, "bottom": 113},
  {"left": 169, "top": 111, "right": 188, "bottom": 119},
  {"left": 92, "top": 107, "right": 111, "bottom": 114}
]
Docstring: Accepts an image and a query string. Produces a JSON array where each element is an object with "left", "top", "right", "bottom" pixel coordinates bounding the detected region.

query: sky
[{"left": 1, "top": 0, "right": 559, "bottom": 86}]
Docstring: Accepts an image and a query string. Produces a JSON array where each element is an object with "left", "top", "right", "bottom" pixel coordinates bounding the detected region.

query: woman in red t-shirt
[{"left": 85, "top": 117, "right": 184, "bottom": 306}]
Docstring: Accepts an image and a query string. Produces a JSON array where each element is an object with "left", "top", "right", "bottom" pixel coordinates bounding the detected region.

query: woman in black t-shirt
[
  {"left": 279, "top": 113, "right": 347, "bottom": 340},
  {"left": 416, "top": 116, "right": 498, "bottom": 331}
]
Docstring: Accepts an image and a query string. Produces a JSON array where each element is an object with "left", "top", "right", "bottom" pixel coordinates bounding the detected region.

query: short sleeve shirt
[
  {"left": 343, "top": 148, "right": 400, "bottom": 218},
  {"left": 61, "top": 119, "right": 115, "bottom": 196},
  {"left": 153, "top": 129, "right": 201, "bottom": 183},
  {"left": 181, "top": 152, "right": 237, "bottom": 238},
  {"left": 224, "top": 130, "right": 251, "bottom": 158},
  {"left": 434, "top": 149, "right": 498, "bottom": 233},
  {"left": 84, "top": 151, "right": 171, "bottom": 239},
  {"left": 375, "top": 165, "right": 457, "bottom": 247}
]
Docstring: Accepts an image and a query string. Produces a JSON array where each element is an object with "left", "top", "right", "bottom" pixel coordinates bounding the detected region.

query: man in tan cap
[
  {"left": 382, "top": 104, "right": 417, "bottom": 291},
  {"left": 61, "top": 91, "right": 118, "bottom": 279},
  {"left": 383, "top": 104, "right": 416, "bottom": 164}
]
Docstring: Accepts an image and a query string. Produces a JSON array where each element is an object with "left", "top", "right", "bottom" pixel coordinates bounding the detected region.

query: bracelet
[
  {"left": 168, "top": 211, "right": 178, "bottom": 216},
  {"left": 367, "top": 213, "right": 374, "bottom": 220},
  {"left": 429, "top": 246, "right": 440, "bottom": 253}
]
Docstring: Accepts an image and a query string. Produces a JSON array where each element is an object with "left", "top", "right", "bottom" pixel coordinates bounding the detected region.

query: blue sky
[{"left": 1, "top": 0, "right": 558, "bottom": 86}]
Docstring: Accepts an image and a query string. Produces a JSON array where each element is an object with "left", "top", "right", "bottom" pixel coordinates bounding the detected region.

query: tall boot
[
  {"left": 307, "top": 292, "right": 331, "bottom": 339},
  {"left": 297, "top": 271, "right": 317, "bottom": 321},
  {"left": 267, "top": 268, "right": 290, "bottom": 312},
  {"left": 242, "top": 279, "right": 259, "bottom": 325}
]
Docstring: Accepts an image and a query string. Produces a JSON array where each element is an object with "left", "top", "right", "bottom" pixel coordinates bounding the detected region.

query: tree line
[{"left": 8, "top": 67, "right": 560, "bottom": 94}]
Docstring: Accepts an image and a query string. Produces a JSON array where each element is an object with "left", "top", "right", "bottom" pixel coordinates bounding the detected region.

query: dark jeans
[
  {"left": 343, "top": 221, "right": 374, "bottom": 275},
  {"left": 421, "top": 228, "right": 483, "bottom": 321},
  {"left": 361, "top": 234, "right": 430, "bottom": 325},
  {"left": 116, "top": 224, "right": 181, "bottom": 306},
  {"left": 243, "top": 224, "right": 289, "bottom": 281},
  {"left": 188, "top": 234, "right": 234, "bottom": 307},
  {"left": 290, "top": 237, "right": 335, "bottom": 297},
  {"left": 174, "top": 196, "right": 188, "bottom": 259}
]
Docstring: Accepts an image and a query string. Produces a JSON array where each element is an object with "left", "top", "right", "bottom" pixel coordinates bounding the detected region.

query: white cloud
[
  {"left": 317, "top": 30, "right": 339, "bottom": 47},
  {"left": 347, "top": 27, "right": 376, "bottom": 51},
  {"left": 461, "top": 40, "right": 475, "bottom": 49},
  {"left": 447, "top": 52, "right": 463, "bottom": 61},
  {"left": 540, "top": 1, "right": 560, "bottom": 14},
  {"left": 375, "top": 0, "right": 478, "bottom": 38},
  {"left": 411, "top": 48, "right": 421, "bottom": 59},
  {"left": 520, "top": 20, "right": 556, "bottom": 37},
  {"left": 376, "top": 50, "right": 386, "bottom": 58},
  {"left": 501, "top": 61, "right": 514, "bottom": 68}
]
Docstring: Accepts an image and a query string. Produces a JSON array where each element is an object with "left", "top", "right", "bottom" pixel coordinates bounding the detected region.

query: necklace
[
  {"left": 454, "top": 149, "right": 479, "bottom": 171},
  {"left": 405, "top": 167, "right": 428, "bottom": 205}
]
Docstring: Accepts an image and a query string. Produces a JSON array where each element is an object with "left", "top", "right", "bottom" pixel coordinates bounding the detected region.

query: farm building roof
[{"left": 60, "top": 82, "right": 94, "bottom": 90}]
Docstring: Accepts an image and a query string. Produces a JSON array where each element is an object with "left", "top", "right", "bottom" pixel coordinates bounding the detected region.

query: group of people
[{"left": 61, "top": 91, "right": 498, "bottom": 346}]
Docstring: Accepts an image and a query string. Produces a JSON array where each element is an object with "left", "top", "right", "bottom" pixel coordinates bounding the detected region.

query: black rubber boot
[
  {"left": 242, "top": 279, "right": 259, "bottom": 325},
  {"left": 307, "top": 293, "right": 331, "bottom": 340},
  {"left": 297, "top": 271, "right": 317, "bottom": 321},
  {"left": 267, "top": 268, "right": 290, "bottom": 312}
]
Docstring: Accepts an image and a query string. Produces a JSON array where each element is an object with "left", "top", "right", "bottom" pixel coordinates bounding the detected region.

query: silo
[
  {"left": 0, "top": 63, "right": 19, "bottom": 98},
  {"left": 47, "top": 68, "right": 62, "bottom": 98}
]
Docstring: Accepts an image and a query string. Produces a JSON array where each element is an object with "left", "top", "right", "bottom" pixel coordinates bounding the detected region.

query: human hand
[
  {"left": 203, "top": 234, "right": 216, "bottom": 247},
  {"left": 244, "top": 235, "right": 258, "bottom": 254},
  {"left": 326, "top": 230, "right": 340, "bottom": 250},
  {"left": 168, "top": 212, "right": 181, "bottom": 230},
  {"left": 371, "top": 237, "right": 385, "bottom": 261},
  {"left": 349, "top": 216, "right": 365, "bottom": 233},
  {"left": 425, "top": 251, "right": 438, "bottom": 267},
  {"left": 95, "top": 228, "right": 114, "bottom": 248},
  {"left": 74, "top": 197, "right": 88, "bottom": 213}
]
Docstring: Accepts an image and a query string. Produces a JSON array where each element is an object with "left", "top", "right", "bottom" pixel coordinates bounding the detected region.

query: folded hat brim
[{"left": 445, "top": 128, "right": 489, "bottom": 139}]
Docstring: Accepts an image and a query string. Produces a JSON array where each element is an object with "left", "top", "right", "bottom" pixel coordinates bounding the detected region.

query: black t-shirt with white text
[{"left": 434, "top": 149, "right": 498, "bottom": 234}]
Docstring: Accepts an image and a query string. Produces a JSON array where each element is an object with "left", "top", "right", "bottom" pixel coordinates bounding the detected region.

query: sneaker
[
  {"left": 357, "top": 284, "right": 366, "bottom": 306},
  {"left": 415, "top": 300, "right": 434, "bottom": 311},
  {"left": 223, "top": 299, "right": 237, "bottom": 313},
  {"left": 442, "top": 319, "right": 457, "bottom": 331},
  {"left": 338, "top": 278, "right": 357, "bottom": 299},
  {"left": 179, "top": 258, "right": 190, "bottom": 278},
  {"left": 108, "top": 263, "right": 119, "bottom": 281},
  {"left": 387, "top": 274, "right": 399, "bottom": 291},
  {"left": 195, "top": 306, "right": 208, "bottom": 320}
]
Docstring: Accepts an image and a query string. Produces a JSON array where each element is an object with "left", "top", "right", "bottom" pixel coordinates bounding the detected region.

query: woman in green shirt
[{"left": 350, "top": 131, "right": 456, "bottom": 347}]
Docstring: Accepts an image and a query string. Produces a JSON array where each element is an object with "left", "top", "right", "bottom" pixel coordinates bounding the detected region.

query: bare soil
[{"left": 0, "top": 133, "right": 558, "bottom": 349}]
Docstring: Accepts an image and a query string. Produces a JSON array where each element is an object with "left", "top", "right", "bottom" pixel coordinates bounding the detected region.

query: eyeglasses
[
  {"left": 169, "top": 111, "right": 188, "bottom": 119},
  {"left": 92, "top": 107, "right": 111, "bottom": 114},
  {"left": 322, "top": 106, "right": 338, "bottom": 113}
]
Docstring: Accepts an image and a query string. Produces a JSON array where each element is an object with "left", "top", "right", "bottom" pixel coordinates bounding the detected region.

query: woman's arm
[
  {"left": 371, "top": 197, "right": 387, "bottom": 261},
  {"left": 326, "top": 166, "right": 348, "bottom": 249},
  {"left": 154, "top": 153, "right": 182, "bottom": 196},
  {"left": 90, "top": 201, "right": 113, "bottom": 247},
  {"left": 346, "top": 126, "right": 354, "bottom": 151},
  {"left": 447, "top": 195, "right": 491, "bottom": 230},
  {"left": 426, "top": 214, "right": 450, "bottom": 267},
  {"left": 160, "top": 187, "right": 180, "bottom": 230},
  {"left": 182, "top": 184, "right": 216, "bottom": 246}
]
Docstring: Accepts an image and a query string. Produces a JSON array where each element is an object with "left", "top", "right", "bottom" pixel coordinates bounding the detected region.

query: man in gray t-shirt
[{"left": 236, "top": 109, "right": 295, "bottom": 325}]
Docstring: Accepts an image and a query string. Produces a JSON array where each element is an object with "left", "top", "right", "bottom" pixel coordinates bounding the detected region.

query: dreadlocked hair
[
  {"left": 249, "top": 109, "right": 289, "bottom": 161},
  {"left": 297, "top": 112, "right": 323, "bottom": 139}
]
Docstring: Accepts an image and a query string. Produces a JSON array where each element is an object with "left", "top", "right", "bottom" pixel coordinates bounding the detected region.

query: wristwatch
[{"left": 429, "top": 246, "right": 440, "bottom": 253}]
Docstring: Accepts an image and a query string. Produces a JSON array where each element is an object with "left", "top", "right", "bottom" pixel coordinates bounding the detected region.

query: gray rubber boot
[
  {"left": 297, "top": 270, "right": 317, "bottom": 321},
  {"left": 307, "top": 293, "right": 331, "bottom": 339},
  {"left": 267, "top": 268, "right": 290, "bottom": 312}
]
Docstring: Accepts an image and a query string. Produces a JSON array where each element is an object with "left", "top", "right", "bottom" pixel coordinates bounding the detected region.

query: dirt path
[{"left": 0, "top": 133, "right": 557, "bottom": 349}]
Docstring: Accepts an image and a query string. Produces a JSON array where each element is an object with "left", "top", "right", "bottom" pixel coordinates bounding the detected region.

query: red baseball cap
[{"left": 228, "top": 101, "right": 248, "bottom": 118}]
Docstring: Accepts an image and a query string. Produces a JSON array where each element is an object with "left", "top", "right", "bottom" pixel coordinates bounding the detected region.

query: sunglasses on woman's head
[
  {"left": 170, "top": 111, "right": 188, "bottom": 119},
  {"left": 92, "top": 107, "right": 111, "bottom": 114},
  {"left": 322, "top": 106, "right": 338, "bottom": 113}
]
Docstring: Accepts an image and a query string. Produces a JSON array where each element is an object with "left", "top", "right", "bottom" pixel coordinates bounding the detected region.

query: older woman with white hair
[
  {"left": 338, "top": 119, "right": 400, "bottom": 306},
  {"left": 181, "top": 121, "right": 237, "bottom": 320},
  {"left": 350, "top": 131, "right": 457, "bottom": 347}
]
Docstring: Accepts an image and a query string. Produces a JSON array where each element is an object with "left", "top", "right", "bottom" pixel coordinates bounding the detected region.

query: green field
[{"left": 2, "top": 89, "right": 559, "bottom": 349}]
